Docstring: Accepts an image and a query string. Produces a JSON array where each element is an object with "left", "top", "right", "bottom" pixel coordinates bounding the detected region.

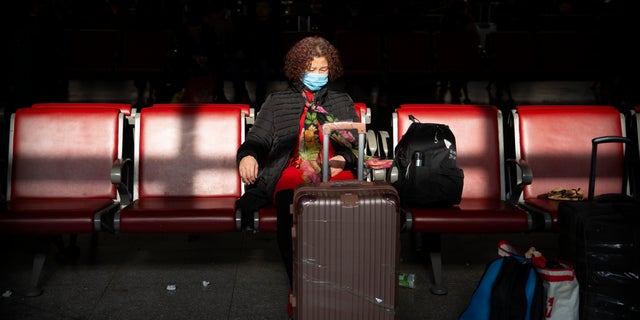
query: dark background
[{"left": 1, "top": 0, "right": 638, "bottom": 113}]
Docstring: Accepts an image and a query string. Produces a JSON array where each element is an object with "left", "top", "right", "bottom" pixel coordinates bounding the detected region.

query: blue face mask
[{"left": 302, "top": 72, "right": 329, "bottom": 91}]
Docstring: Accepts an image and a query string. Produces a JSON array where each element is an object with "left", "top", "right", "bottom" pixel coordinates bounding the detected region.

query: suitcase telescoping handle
[
  {"left": 321, "top": 121, "right": 366, "bottom": 182},
  {"left": 589, "top": 136, "right": 632, "bottom": 199}
]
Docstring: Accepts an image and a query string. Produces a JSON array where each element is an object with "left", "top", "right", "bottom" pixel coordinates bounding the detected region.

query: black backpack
[{"left": 390, "top": 115, "right": 464, "bottom": 207}]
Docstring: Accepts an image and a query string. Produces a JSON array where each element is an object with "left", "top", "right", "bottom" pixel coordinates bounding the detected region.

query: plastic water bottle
[{"left": 413, "top": 151, "right": 423, "bottom": 167}]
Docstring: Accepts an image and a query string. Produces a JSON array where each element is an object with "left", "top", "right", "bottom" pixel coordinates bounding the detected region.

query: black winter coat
[{"left": 235, "top": 83, "right": 359, "bottom": 212}]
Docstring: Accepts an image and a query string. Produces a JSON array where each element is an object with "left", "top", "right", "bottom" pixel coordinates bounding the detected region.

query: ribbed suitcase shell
[
  {"left": 558, "top": 200, "right": 640, "bottom": 320},
  {"left": 557, "top": 136, "right": 640, "bottom": 320},
  {"left": 292, "top": 181, "right": 400, "bottom": 320}
]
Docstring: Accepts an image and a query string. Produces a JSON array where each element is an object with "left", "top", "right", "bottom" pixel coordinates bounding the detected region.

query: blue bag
[{"left": 459, "top": 241, "right": 544, "bottom": 320}]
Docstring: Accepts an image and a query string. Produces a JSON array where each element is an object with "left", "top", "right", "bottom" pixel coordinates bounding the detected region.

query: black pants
[{"left": 275, "top": 189, "right": 294, "bottom": 289}]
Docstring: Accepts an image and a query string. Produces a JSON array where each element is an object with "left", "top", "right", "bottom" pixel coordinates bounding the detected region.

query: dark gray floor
[
  {"left": 0, "top": 79, "right": 595, "bottom": 319},
  {"left": 0, "top": 229, "right": 560, "bottom": 320}
]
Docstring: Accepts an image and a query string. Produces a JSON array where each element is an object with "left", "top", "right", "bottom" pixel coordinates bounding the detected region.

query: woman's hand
[
  {"left": 328, "top": 155, "right": 346, "bottom": 177},
  {"left": 239, "top": 155, "right": 258, "bottom": 185}
]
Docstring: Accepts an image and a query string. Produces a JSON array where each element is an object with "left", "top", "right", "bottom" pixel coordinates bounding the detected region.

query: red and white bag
[
  {"left": 498, "top": 241, "right": 579, "bottom": 320},
  {"left": 535, "top": 261, "right": 579, "bottom": 320}
]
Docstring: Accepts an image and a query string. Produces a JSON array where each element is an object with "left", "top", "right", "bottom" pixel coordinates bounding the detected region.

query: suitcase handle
[
  {"left": 588, "top": 136, "right": 632, "bottom": 199},
  {"left": 322, "top": 122, "right": 366, "bottom": 182},
  {"left": 322, "top": 122, "right": 366, "bottom": 134}
]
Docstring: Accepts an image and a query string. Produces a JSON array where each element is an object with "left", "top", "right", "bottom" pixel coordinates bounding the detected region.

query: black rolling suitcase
[
  {"left": 557, "top": 136, "right": 640, "bottom": 320},
  {"left": 291, "top": 122, "right": 401, "bottom": 320}
]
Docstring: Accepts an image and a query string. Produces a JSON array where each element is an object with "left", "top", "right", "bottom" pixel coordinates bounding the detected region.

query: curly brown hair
[{"left": 283, "top": 36, "right": 344, "bottom": 85}]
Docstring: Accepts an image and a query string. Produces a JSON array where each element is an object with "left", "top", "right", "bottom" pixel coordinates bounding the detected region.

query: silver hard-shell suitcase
[{"left": 291, "top": 122, "right": 401, "bottom": 319}]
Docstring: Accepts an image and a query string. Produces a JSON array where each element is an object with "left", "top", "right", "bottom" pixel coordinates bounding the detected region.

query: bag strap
[{"left": 498, "top": 240, "right": 522, "bottom": 257}]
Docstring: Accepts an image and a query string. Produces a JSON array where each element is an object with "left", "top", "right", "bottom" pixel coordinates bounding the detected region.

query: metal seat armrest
[
  {"left": 111, "top": 158, "right": 132, "bottom": 207},
  {"left": 366, "top": 129, "right": 379, "bottom": 157},
  {"left": 246, "top": 108, "right": 255, "bottom": 125},
  {"left": 506, "top": 158, "right": 532, "bottom": 204},
  {"left": 378, "top": 130, "right": 390, "bottom": 159}
]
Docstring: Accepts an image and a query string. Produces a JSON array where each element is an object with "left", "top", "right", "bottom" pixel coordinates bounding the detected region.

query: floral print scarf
[{"left": 297, "top": 91, "right": 358, "bottom": 183}]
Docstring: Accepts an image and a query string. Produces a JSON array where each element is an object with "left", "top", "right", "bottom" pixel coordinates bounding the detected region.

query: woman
[{"left": 235, "top": 36, "right": 360, "bottom": 290}]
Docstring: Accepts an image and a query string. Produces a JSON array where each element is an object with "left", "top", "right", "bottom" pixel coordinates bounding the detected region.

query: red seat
[
  {"left": 393, "top": 104, "right": 535, "bottom": 294},
  {"left": 353, "top": 102, "right": 370, "bottom": 124},
  {"left": 512, "top": 105, "right": 627, "bottom": 231},
  {"left": 2, "top": 108, "right": 123, "bottom": 232},
  {"left": 1, "top": 107, "right": 124, "bottom": 295},
  {"left": 31, "top": 103, "right": 137, "bottom": 169},
  {"left": 32, "top": 102, "right": 133, "bottom": 117},
  {"left": 394, "top": 105, "right": 533, "bottom": 232},
  {"left": 114, "top": 106, "right": 247, "bottom": 233},
  {"left": 151, "top": 103, "right": 254, "bottom": 123}
]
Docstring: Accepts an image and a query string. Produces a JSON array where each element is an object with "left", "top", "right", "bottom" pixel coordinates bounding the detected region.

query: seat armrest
[
  {"left": 366, "top": 130, "right": 379, "bottom": 157},
  {"left": 127, "top": 108, "right": 137, "bottom": 125},
  {"left": 364, "top": 107, "right": 372, "bottom": 124},
  {"left": 506, "top": 158, "right": 532, "bottom": 204},
  {"left": 111, "top": 158, "right": 132, "bottom": 207},
  {"left": 364, "top": 130, "right": 394, "bottom": 182},
  {"left": 246, "top": 108, "right": 255, "bottom": 125},
  {"left": 378, "top": 130, "right": 390, "bottom": 159}
]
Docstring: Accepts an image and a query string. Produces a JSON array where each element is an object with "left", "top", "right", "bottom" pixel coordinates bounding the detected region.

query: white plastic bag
[{"left": 535, "top": 261, "right": 579, "bottom": 320}]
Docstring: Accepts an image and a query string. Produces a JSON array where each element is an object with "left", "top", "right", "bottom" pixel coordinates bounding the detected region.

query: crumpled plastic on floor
[{"left": 399, "top": 272, "right": 416, "bottom": 288}]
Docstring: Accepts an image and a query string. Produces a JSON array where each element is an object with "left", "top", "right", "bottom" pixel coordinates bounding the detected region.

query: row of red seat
[
  {"left": 392, "top": 104, "right": 635, "bottom": 294},
  {"left": 0, "top": 103, "right": 250, "bottom": 296},
  {"left": 1, "top": 102, "right": 636, "bottom": 297},
  {"left": 0, "top": 102, "right": 367, "bottom": 295}
]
